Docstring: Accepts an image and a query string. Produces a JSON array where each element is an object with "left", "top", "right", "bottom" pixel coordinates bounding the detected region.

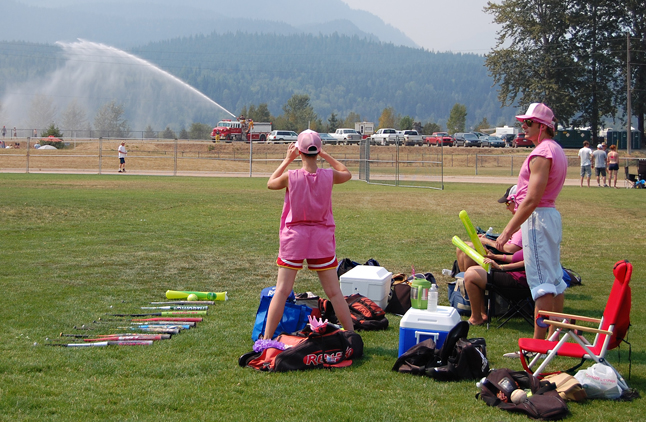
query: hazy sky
[{"left": 342, "top": 0, "right": 500, "bottom": 53}]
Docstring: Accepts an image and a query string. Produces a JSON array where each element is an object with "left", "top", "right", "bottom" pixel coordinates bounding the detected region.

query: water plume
[{"left": 1, "top": 39, "right": 235, "bottom": 132}]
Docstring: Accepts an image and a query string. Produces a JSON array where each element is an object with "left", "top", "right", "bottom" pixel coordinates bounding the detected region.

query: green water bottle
[{"left": 410, "top": 277, "right": 431, "bottom": 309}]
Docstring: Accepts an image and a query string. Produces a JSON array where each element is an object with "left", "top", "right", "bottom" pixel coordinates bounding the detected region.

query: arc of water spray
[{"left": 56, "top": 39, "right": 238, "bottom": 119}]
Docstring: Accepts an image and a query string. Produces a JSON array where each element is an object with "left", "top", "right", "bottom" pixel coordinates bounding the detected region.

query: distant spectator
[
  {"left": 607, "top": 144, "right": 619, "bottom": 188},
  {"left": 13, "top": 127, "right": 17, "bottom": 138},
  {"left": 118, "top": 141, "right": 127, "bottom": 173},
  {"left": 577, "top": 141, "right": 592, "bottom": 187},
  {"left": 2, "top": 126, "right": 5, "bottom": 138},
  {"left": 591, "top": 143, "right": 607, "bottom": 187}
]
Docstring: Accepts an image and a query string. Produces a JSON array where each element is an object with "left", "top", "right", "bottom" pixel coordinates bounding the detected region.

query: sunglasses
[{"left": 523, "top": 119, "right": 534, "bottom": 127}]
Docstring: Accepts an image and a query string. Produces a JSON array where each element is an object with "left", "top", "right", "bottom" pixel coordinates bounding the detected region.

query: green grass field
[{"left": 0, "top": 174, "right": 644, "bottom": 421}]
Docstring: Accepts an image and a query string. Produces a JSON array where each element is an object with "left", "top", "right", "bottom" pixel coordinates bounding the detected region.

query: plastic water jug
[
  {"left": 410, "top": 276, "right": 431, "bottom": 309},
  {"left": 427, "top": 283, "right": 438, "bottom": 312}
]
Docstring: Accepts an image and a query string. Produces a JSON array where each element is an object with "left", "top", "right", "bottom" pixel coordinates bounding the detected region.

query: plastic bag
[{"left": 574, "top": 363, "right": 622, "bottom": 399}]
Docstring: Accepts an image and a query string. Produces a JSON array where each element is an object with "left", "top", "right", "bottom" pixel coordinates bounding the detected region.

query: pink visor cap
[
  {"left": 297, "top": 130, "right": 321, "bottom": 154},
  {"left": 516, "top": 103, "right": 555, "bottom": 129}
]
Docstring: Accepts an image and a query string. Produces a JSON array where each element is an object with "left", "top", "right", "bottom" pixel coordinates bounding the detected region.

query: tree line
[{"left": 485, "top": 0, "right": 646, "bottom": 142}]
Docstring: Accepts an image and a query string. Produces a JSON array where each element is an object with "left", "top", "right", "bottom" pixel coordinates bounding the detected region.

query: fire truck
[{"left": 210, "top": 118, "right": 272, "bottom": 142}]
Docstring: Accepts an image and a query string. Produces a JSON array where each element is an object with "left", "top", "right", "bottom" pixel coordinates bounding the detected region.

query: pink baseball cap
[
  {"left": 516, "top": 103, "right": 555, "bottom": 129},
  {"left": 297, "top": 130, "right": 321, "bottom": 154}
]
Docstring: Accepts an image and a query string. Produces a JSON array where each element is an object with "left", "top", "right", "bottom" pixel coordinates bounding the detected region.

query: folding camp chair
[
  {"left": 486, "top": 280, "right": 534, "bottom": 329},
  {"left": 624, "top": 166, "right": 637, "bottom": 188},
  {"left": 517, "top": 260, "right": 632, "bottom": 390}
]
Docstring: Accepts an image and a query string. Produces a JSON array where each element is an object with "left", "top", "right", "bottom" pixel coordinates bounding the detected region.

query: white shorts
[{"left": 521, "top": 208, "right": 568, "bottom": 300}]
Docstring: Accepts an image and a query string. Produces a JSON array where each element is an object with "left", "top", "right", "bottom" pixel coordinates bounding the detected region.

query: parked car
[
  {"left": 480, "top": 135, "right": 505, "bottom": 148},
  {"left": 502, "top": 133, "right": 516, "bottom": 147},
  {"left": 512, "top": 133, "right": 534, "bottom": 148},
  {"left": 370, "top": 128, "right": 400, "bottom": 145},
  {"left": 473, "top": 131, "right": 488, "bottom": 140},
  {"left": 453, "top": 132, "right": 481, "bottom": 147},
  {"left": 319, "top": 132, "right": 337, "bottom": 144},
  {"left": 266, "top": 130, "right": 298, "bottom": 143},
  {"left": 402, "top": 130, "right": 423, "bottom": 146},
  {"left": 424, "top": 132, "right": 454, "bottom": 147},
  {"left": 331, "top": 128, "right": 361, "bottom": 145}
]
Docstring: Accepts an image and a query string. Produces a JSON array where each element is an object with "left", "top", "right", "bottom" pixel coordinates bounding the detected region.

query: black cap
[{"left": 498, "top": 185, "right": 516, "bottom": 203}]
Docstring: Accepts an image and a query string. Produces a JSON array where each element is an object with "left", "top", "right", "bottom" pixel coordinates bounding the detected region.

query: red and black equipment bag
[
  {"left": 239, "top": 325, "right": 363, "bottom": 372},
  {"left": 319, "top": 293, "right": 389, "bottom": 331}
]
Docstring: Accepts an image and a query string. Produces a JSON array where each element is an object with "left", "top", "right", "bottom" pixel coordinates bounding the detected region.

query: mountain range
[
  {"left": 0, "top": 0, "right": 515, "bottom": 132},
  {"left": 0, "top": 0, "right": 417, "bottom": 49}
]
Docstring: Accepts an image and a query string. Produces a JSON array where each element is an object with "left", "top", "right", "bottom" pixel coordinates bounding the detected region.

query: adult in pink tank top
[
  {"left": 496, "top": 103, "right": 568, "bottom": 341},
  {"left": 263, "top": 130, "right": 354, "bottom": 340}
]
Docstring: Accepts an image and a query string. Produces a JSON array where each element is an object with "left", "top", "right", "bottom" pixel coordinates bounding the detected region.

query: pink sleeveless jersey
[
  {"left": 278, "top": 168, "right": 336, "bottom": 260},
  {"left": 515, "top": 139, "right": 567, "bottom": 208}
]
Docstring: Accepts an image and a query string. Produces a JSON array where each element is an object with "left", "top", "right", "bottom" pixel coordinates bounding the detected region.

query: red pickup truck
[{"left": 425, "top": 132, "right": 453, "bottom": 146}]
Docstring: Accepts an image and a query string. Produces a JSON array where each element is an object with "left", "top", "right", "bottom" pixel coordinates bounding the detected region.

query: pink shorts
[{"left": 276, "top": 256, "right": 338, "bottom": 271}]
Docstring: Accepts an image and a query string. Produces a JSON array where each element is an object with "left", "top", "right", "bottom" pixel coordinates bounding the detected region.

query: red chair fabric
[{"left": 518, "top": 260, "right": 632, "bottom": 376}]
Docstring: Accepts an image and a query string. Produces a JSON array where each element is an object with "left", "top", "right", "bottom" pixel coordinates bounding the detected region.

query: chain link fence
[{"left": 1, "top": 137, "right": 641, "bottom": 186}]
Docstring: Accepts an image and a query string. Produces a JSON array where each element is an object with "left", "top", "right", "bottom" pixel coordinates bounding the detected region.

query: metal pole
[
  {"left": 626, "top": 33, "right": 632, "bottom": 155},
  {"left": 440, "top": 137, "right": 444, "bottom": 190},
  {"left": 99, "top": 137, "right": 103, "bottom": 174},
  {"left": 26, "top": 137, "right": 30, "bottom": 173},
  {"left": 475, "top": 154, "right": 478, "bottom": 175},
  {"left": 174, "top": 138, "right": 178, "bottom": 176},
  {"left": 249, "top": 133, "right": 253, "bottom": 177}
]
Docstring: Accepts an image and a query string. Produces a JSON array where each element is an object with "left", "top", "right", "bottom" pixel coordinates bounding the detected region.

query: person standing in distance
[
  {"left": 591, "top": 143, "right": 607, "bottom": 187},
  {"left": 263, "top": 130, "right": 354, "bottom": 340},
  {"left": 118, "top": 141, "right": 127, "bottom": 173},
  {"left": 496, "top": 103, "right": 568, "bottom": 341},
  {"left": 578, "top": 141, "right": 592, "bottom": 187},
  {"left": 606, "top": 144, "right": 619, "bottom": 188}
]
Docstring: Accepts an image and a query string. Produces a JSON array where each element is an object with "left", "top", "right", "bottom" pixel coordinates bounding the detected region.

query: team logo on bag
[
  {"left": 345, "top": 346, "right": 354, "bottom": 358},
  {"left": 302, "top": 346, "right": 355, "bottom": 366},
  {"left": 304, "top": 351, "right": 345, "bottom": 366}
]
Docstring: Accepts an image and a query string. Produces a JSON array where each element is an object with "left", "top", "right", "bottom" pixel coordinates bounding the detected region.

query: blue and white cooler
[{"left": 398, "top": 306, "right": 461, "bottom": 356}]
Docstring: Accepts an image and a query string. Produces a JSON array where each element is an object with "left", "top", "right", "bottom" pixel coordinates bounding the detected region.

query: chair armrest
[
  {"left": 538, "top": 310, "right": 602, "bottom": 324},
  {"left": 543, "top": 319, "right": 612, "bottom": 336}
]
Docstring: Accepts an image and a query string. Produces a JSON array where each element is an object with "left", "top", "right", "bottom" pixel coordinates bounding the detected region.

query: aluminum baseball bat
[
  {"left": 110, "top": 311, "right": 207, "bottom": 317},
  {"left": 140, "top": 306, "right": 208, "bottom": 311}
]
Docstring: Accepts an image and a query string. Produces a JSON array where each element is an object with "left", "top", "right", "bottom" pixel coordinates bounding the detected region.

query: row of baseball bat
[{"left": 46, "top": 296, "right": 219, "bottom": 347}]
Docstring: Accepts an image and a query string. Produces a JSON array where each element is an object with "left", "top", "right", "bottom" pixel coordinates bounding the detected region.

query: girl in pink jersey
[
  {"left": 496, "top": 103, "right": 568, "bottom": 341},
  {"left": 263, "top": 130, "right": 354, "bottom": 340}
]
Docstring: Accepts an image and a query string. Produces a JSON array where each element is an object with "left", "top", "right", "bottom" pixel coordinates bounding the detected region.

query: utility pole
[{"left": 627, "top": 33, "right": 632, "bottom": 155}]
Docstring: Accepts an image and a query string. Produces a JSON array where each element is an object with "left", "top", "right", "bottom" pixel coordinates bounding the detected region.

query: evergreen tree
[
  {"left": 144, "top": 125, "right": 156, "bottom": 138},
  {"left": 475, "top": 117, "right": 491, "bottom": 132},
  {"left": 327, "top": 112, "right": 339, "bottom": 133},
  {"left": 161, "top": 126, "right": 176, "bottom": 139},
  {"left": 484, "top": 0, "right": 578, "bottom": 124},
  {"left": 422, "top": 121, "right": 441, "bottom": 135},
  {"left": 94, "top": 101, "right": 130, "bottom": 138},
  {"left": 60, "top": 99, "right": 88, "bottom": 138},
  {"left": 42, "top": 123, "right": 63, "bottom": 138},
  {"left": 252, "top": 104, "right": 272, "bottom": 122},
  {"left": 28, "top": 94, "right": 57, "bottom": 133},
  {"left": 446, "top": 104, "right": 467, "bottom": 134},
  {"left": 620, "top": 1, "right": 646, "bottom": 137},
  {"left": 568, "top": 0, "right": 623, "bottom": 142},
  {"left": 343, "top": 112, "right": 361, "bottom": 128},
  {"left": 189, "top": 122, "right": 212, "bottom": 139},
  {"left": 179, "top": 127, "right": 189, "bottom": 139},
  {"left": 399, "top": 116, "right": 414, "bottom": 130},
  {"left": 281, "top": 94, "right": 318, "bottom": 132}
]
